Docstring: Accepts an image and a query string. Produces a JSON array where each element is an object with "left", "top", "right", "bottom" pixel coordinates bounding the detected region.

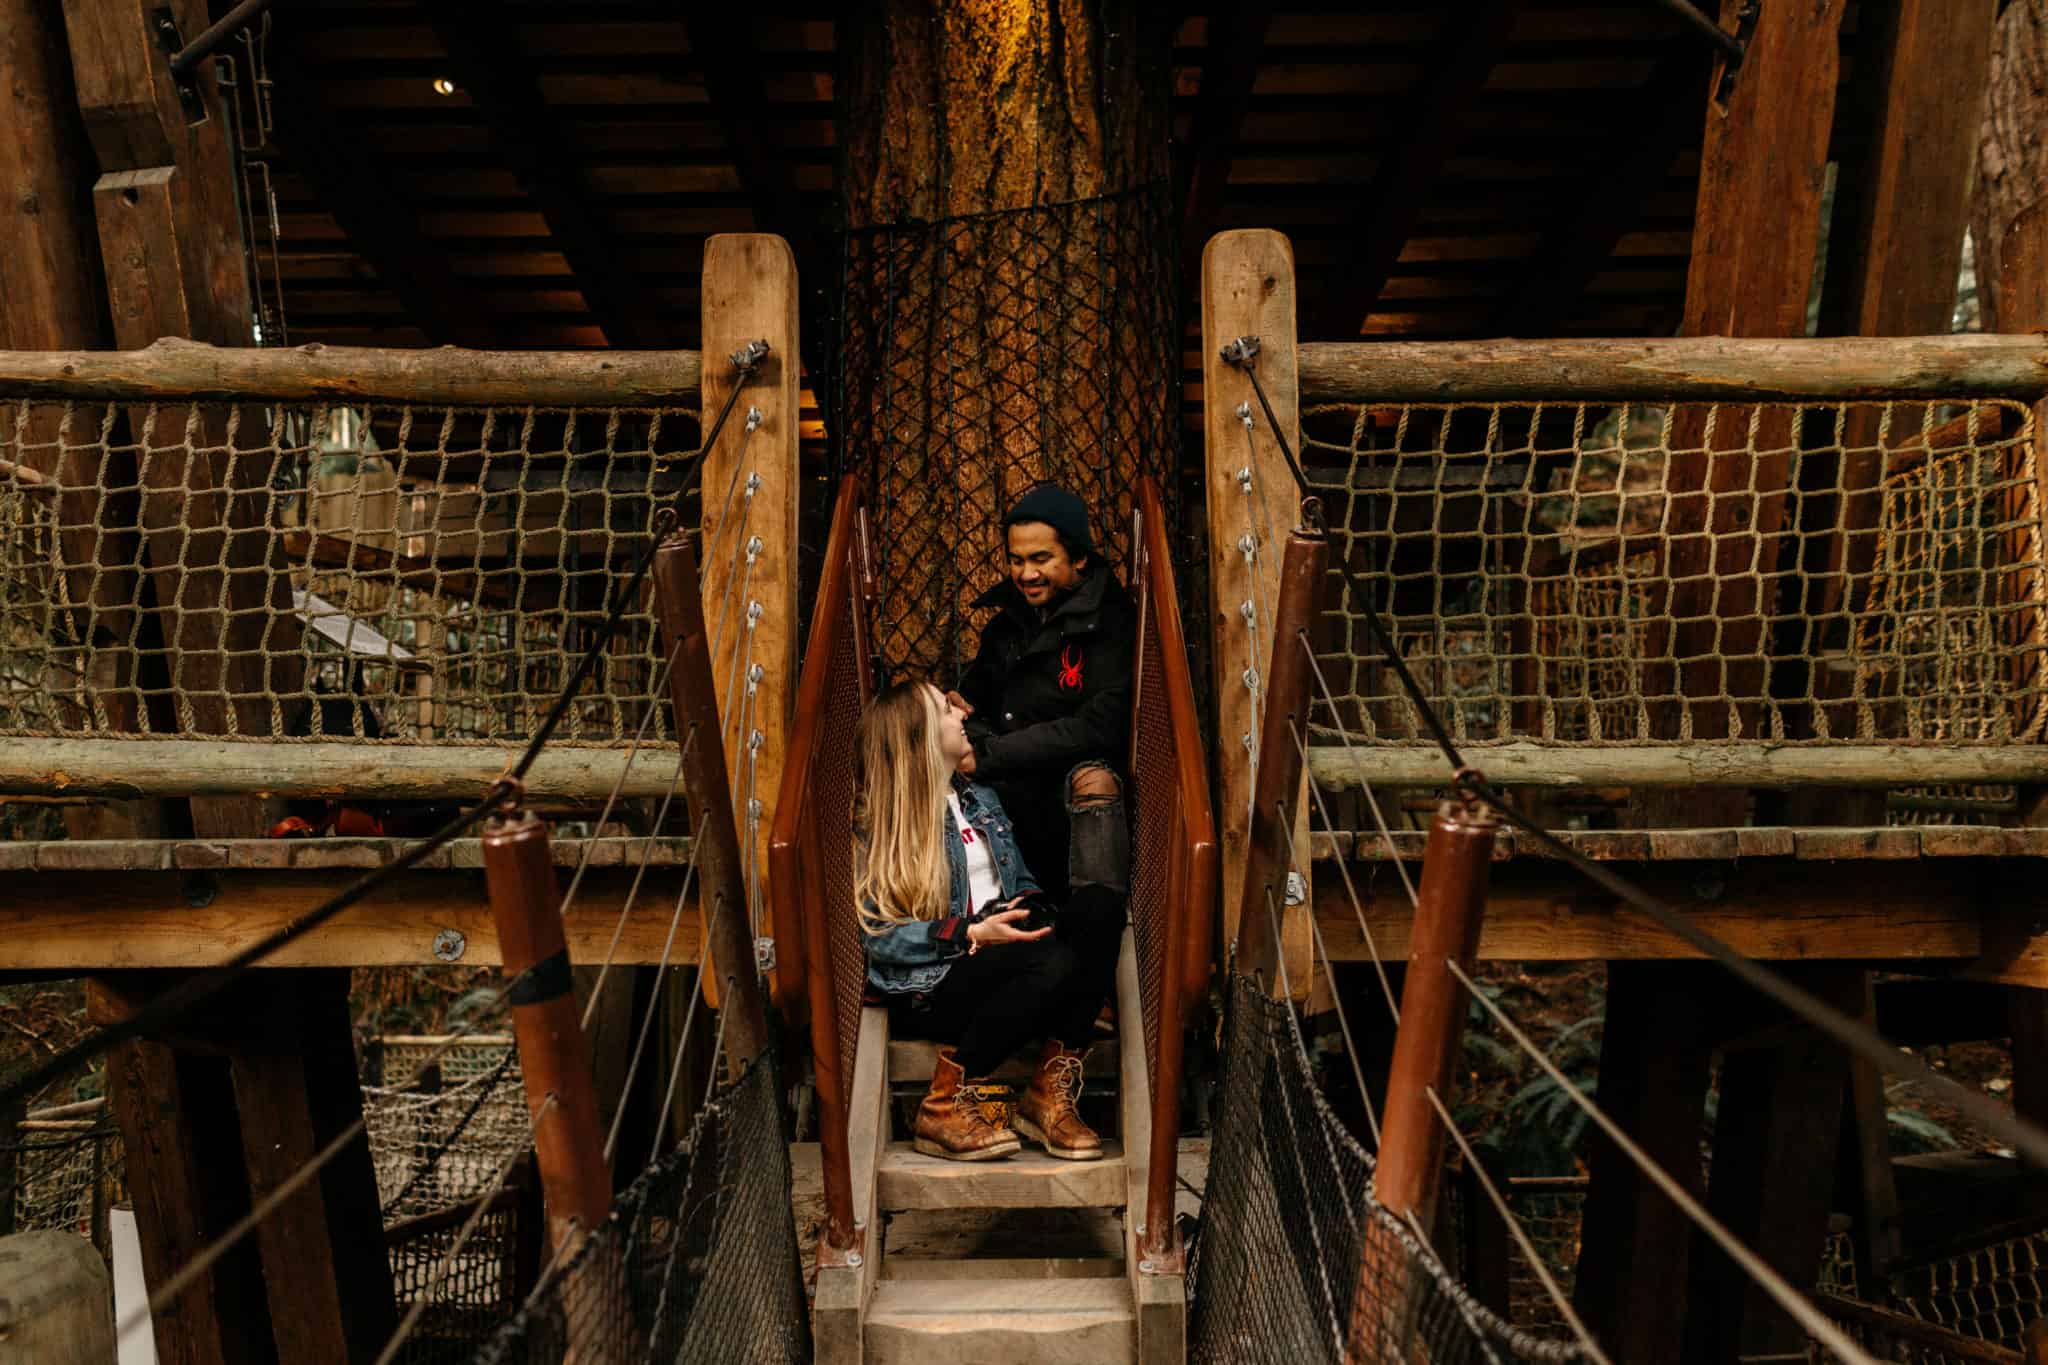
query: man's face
[{"left": 1006, "top": 521, "right": 1085, "bottom": 606}]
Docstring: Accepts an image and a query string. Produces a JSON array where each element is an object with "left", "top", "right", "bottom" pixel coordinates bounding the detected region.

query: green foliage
[{"left": 1459, "top": 980, "right": 1605, "bottom": 1177}]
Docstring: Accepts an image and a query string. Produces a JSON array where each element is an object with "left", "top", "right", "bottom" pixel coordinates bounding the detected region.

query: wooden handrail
[
  {"left": 768, "top": 475, "right": 869, "bottom": 1258},
  {"left": 1296, "top": 333, "right": 2048, "bottom": 404},
  {"left": 1129, "top": 476, "right": 1220, "bottom": 1271}
]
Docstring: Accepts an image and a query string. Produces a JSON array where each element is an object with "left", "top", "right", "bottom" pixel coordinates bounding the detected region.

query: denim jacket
[{"left": 862, "top": 779, "right": 1042, "bottom": 997}]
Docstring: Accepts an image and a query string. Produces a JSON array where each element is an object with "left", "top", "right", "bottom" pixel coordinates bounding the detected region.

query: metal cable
[
  {"left": 1421, "top": 1084, "right": 1613, "bottom": 1364},
  {"left": 1448, "top": 958, "right": 1879, "bottom": 1365},
  {"left": 1288, "top": 713, "right": 1402, "bottom": 1026}
]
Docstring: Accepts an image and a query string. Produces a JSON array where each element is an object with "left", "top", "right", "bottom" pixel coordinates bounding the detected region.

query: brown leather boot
[
  {"left": 913, "top": 1046, "right": 1021, "bottom": 1162},
  {"left": 1013, "top": 1039, "right": 1104, "bottom": 1160}
]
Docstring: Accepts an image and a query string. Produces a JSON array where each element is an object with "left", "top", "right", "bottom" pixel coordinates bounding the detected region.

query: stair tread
[
  {"left": 867, "top": 1276, "right": 1133, "bottom": 1320},
  {"left": 882, "top": 1255, "right": 1124, "bottom": 1281},
  {"left": 877, "top": 1142, "right": 1127, "bottom": 1210}
]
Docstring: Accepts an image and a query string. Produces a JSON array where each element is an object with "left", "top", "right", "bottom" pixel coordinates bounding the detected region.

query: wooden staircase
[{"left": 814, "top": 931, "right": 1184, "bottom": 1364}]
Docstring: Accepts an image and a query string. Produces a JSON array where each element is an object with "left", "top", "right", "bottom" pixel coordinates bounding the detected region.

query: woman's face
[{"left": 928, "top": 685, "right": 972, "bottom": 770}]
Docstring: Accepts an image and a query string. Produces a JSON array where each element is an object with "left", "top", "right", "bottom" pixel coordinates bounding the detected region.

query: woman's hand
[{"left": 968, "top": 907, "right": 1051, "bottom": 947}]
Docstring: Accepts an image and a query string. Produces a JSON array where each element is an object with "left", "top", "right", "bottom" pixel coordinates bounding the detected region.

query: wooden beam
[
  {"left": 1306, "top": 0, "right": 1518, "bottom": 340},
  {"left": 0, "top": 868, "right": 704, "bottom": 969},
  {"left": 1177, "top": 4, "right": 1271, "bottom": 261},
  {"left": 687, "top": 15, "right": 804, "bottom": 240},
  {"left": 1311, "top": 824, "right": 2048, "bottom": 863},
  {"left": 0, "top": 336, "right": 703, "bottom": 405},
  {"left": 1491, "top": 43, "right": 1708, "bottom": 336},
  {"left": 265, "top": 41, "right": 500, "bottom": 348},
  {"left": 0, "top": 0, "right": 155, "bottom": 838},
  {"left": 1311, "top": 859, "right": 1993, "bottom": 967},
  {"left": 1292, "top": 334, "right": 2048, "bottom": 404},
  {"left": 422, "top": 4, "right": 670, "bottom": 349},
  {"left": 1306, "top": 742, "right": 2048, "bottom": 790}
]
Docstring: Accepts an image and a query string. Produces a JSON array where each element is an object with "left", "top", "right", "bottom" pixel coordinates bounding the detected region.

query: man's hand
[
  {"left": 944, "top": 689, "right": 974, "bottom": 717},
  {"left": 968, "top": 907, "right": 1051, "bottom": 946}
]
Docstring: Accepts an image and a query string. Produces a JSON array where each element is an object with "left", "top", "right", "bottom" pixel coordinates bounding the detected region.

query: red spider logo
[{"left": 1057, "top": 645, "right": 1084, "bottom": 691}]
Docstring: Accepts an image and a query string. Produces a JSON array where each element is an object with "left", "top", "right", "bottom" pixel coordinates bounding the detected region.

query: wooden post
[
  {"left": 1203, "top": 229, "right": 1313, "bottom": 995},
  {"left": 698, "top": 234, "right": 801, "bottom": 1012},
  {"left": 1345, "top": 799, "right": 1496, "bottom": 1363},
  {"left": 61, "top": 0, "right": 295, "bottom": 840},
  {"left": 652, "top": 533, "right": 771, "bottom": 1074},
  {"left": 1648, "top": 0, "right": 1844, "bottom": 809},
  {"left": 479, "top": 813, "right": 613, "bottom": 1252},
  {"left": 1369, "top": 801, "right": 1497, "bottom": 1230},
  {"left": 1230, "top": 521, "right": 1326, "bottom": 990},
  {"left": 0, "top": 0, "right": 157, "bottom": 838}
]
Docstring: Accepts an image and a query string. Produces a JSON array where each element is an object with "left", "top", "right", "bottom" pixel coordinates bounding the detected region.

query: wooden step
[
  {"left": 877, "top": 1142, "right": 1127, "bottom": 1211},
  {"left": 881, "top": 1255, "right": 1124, "bottom": 1281},
  {"left": 863, "top": 1277, "right": 1135, "bottom": 1364},
  {"left": 886, "top": 1039, "right": 1117, "bottom": 1084}
]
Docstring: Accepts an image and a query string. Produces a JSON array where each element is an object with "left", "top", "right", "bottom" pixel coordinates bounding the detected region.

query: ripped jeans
[{"left": 994, "top": 761, "right": 1130, "bottom": 901}]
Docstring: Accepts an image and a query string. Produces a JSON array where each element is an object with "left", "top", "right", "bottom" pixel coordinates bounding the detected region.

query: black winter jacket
[{"left": 957, "top": 568, "right": 1137, "bottom": 782}]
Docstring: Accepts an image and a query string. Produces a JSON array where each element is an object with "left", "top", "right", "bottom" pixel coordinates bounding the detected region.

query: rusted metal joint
[
  {"left": 485, "top": 772, "right": 527, "bottom": 813},
  {"left": 1298, "top": 495, "right": 1327, "bottom": 536},
  {"left": 1221, "top": 335, "right": 1261, "bottom": 370},
  {"left": 730, "top": 339, "right": 772, "bottom": 373},
  {"left": 1449, "top": 766, "right": 1490, "bottom": 813}
]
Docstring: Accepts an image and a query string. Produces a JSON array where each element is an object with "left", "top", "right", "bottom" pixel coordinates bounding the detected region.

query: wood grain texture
[
  {"left": 699, "top": 235, "right": 800, "bottom": 1005},
  {"left": 0, "top": 337, "right": 703, "bottom": 406},
  {"left": 1306, "top": 742, "right": 2048, "bottom": 790},
  {"left": 1293, "top": 335, "right": 2048, "bottom": 405},
  {"left": 1201, "top": 229, "right": 1310, "bottom": 990},
  {"left": 0, "top": 869, "right": 703, "bottom": 968}
]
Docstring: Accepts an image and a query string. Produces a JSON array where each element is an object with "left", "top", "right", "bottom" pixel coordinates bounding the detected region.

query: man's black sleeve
[{"left": 972, "top": 629, "right": 1133, "bottom": 779}]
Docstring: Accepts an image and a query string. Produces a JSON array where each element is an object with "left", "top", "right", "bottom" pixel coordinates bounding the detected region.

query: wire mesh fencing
[
  {"left": 1189, "top": 973, "right": 1586, "bottom": 1363},
  {"left": 364, "top": 1046, "right": 530, "bottom": 1222},
  {"left": 1, "top": 1115, "right": 124, "bottom": 1257},
  {"left": 0, "top": 397, "right": 700, "bottom": 746},
  {"left": 832, "top": 186, "right": 1182, "bottom": 681},
  {"left": 1297, "top": 397, "right": 2047, "bottom": 748},
  {"left": 471, "top": 1045, "right": 809, "bottom": 1365}
]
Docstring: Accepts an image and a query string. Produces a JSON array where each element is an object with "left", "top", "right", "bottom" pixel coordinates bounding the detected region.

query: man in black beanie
[{"left": 950, "top": 483, "right": 1135, "bottom": 905}]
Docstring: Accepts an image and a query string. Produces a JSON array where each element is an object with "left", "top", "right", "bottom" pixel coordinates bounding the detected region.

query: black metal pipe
[
  {"left": 1646, "top": 0, "right": 1746, "bottom": 68},
  {"left": 168, "top": 0, "right": 279, "bottom": 78}
]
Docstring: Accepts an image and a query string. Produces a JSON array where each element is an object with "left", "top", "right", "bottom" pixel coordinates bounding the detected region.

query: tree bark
[
  {"left": 837, "top": 0, "right": 1173, "bottom": 677},
  {"left": 1972, "top": 0, "right": 2048, "bottom": 332}
]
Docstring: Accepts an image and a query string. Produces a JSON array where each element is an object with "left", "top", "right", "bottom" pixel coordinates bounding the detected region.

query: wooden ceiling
[{"left": 252, "top": 2, "right": 1815, "bottom": 356}]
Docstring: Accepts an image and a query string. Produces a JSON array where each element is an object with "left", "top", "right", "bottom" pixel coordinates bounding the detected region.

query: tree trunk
[
  {"left": 1971, "top": 0, "right": 2048, "bottom": 331},
  {"left": 836, "top": 0, "right": 1175, "bottom": 678}
]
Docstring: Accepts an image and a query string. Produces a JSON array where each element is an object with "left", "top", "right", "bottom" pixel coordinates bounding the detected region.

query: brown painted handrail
[
  {"left": 767, "top": 475, "right": 870, "bottom": 1259},
  {"left": 1130, "top": 476, "right": 1220, "bottom": 1269}
]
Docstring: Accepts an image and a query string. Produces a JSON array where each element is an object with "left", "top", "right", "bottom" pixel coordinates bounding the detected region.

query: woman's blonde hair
[{"left": 854, "top": 681, "right": 953, "bottom": 936}]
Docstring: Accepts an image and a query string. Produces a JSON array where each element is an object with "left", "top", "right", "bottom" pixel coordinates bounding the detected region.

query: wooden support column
[
  {"left": 1572, "top": 962, "right": 1718, "bottom": 1362},
  {"left": 61, "top": 0, "right": 294, "bottom": 839},
  {"left": 698, "top": 235, "right": 800, "bottom": 1012},
  {"left": 0, "top": 0, "right": 155, "bottom": 837},
  {"left": 86, "top": 977, "right": 272, "bottom": 1365},
  {"left": 1202, "top": 229, "right": 1311, "bottom": 994},
  {"left": 1648, "top": 0, "right": 1844, "bottom": 824},
  {"left": 1685, "top": 966, "right": 1861, "bottom": 1365}
]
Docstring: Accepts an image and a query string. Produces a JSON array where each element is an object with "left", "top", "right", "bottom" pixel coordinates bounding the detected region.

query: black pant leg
[
  {"left": 894, "top": 938, "right": 1080, "bottom": 1078},
  {"left": 1048, "top": 884, "right": 1126, "bottom": 1046}
]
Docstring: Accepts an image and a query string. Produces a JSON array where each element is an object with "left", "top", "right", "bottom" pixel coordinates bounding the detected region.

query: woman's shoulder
[{"left": 955, "top": 778, "right": 1009, "bottom": 816}]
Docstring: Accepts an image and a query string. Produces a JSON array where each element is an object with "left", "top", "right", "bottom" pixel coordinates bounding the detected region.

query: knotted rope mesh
[
  {"left": 0, "top": 399, "right": 699, "bottom": 745},
  {"left": 1190, "top": 973, "right": 1585, "bottom": 1363},
  {"left": 0, "top": 1116, "right": 123, "bottom": 1257},
  {"left": 832, "top": 186, "right": 1182, "bottom": 680},
  {"left": 1297, "top": 397, "right": 2046, "bottom": 747},
  {"left": 471, "top": 1046, "right": 809, "bottom": 1365}
]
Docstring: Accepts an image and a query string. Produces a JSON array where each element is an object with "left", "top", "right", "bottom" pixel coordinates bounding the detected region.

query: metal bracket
[
  {"left": 1221, "top": 335, "right": 1261, "bottom": 370},
  {"left": 754, "top": 936, "right": 777, "bottom": 973},
  {"left": 815, "top": 1221, "right": 866, "bottom": 1270},
  {"left": 1284, "top": 871, "right": 1307, "bottom": 907},
  {"left": 730, "top": 339, "right": 771, "bottom": 373},
  {"left": 152, "top": 8, "right": 209, "bottom": 126}
]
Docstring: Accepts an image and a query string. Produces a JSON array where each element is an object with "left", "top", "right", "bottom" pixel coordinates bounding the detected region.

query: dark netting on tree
[
  {"left": 469, "top": 1045, "right": 808, "bottom": 1365},
  {"left": 1189, "top": 973, "right": 1588, "bottom": 1365},
  {"left": 831, "top": 184, "right": 1182, "bottom": 681}
]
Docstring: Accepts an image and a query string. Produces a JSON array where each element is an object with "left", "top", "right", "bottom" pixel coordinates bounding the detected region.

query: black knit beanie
[{"left": 1002, "top": 484, "right": 1093, "bottom": 562}]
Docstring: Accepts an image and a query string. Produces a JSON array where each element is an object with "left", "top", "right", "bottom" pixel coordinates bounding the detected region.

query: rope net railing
[
  {"left": 0, "top": 395, "right": 701, "bottom": 746},
  {"left": 833, "top": 185, "right": 1183, "bottom": 681},
  {"left": 471, "top": 1046, "right": 809, "bottom": 1365},
  {"left": 1189, "top": 972, "right": 1587, "bottom": 1363},
  {"left": 1293, "top": 396, "right": 2046, "bottom": 748}
]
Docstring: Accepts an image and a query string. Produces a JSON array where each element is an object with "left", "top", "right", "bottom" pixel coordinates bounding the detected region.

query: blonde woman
[{"left": 857, "top": 680, "right": 1123, "bottom": 1163}]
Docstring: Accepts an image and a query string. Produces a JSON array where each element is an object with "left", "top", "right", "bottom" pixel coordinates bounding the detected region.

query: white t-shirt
[{"left": 946, "top": 792, "right": 1004, "bottom": 914}]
